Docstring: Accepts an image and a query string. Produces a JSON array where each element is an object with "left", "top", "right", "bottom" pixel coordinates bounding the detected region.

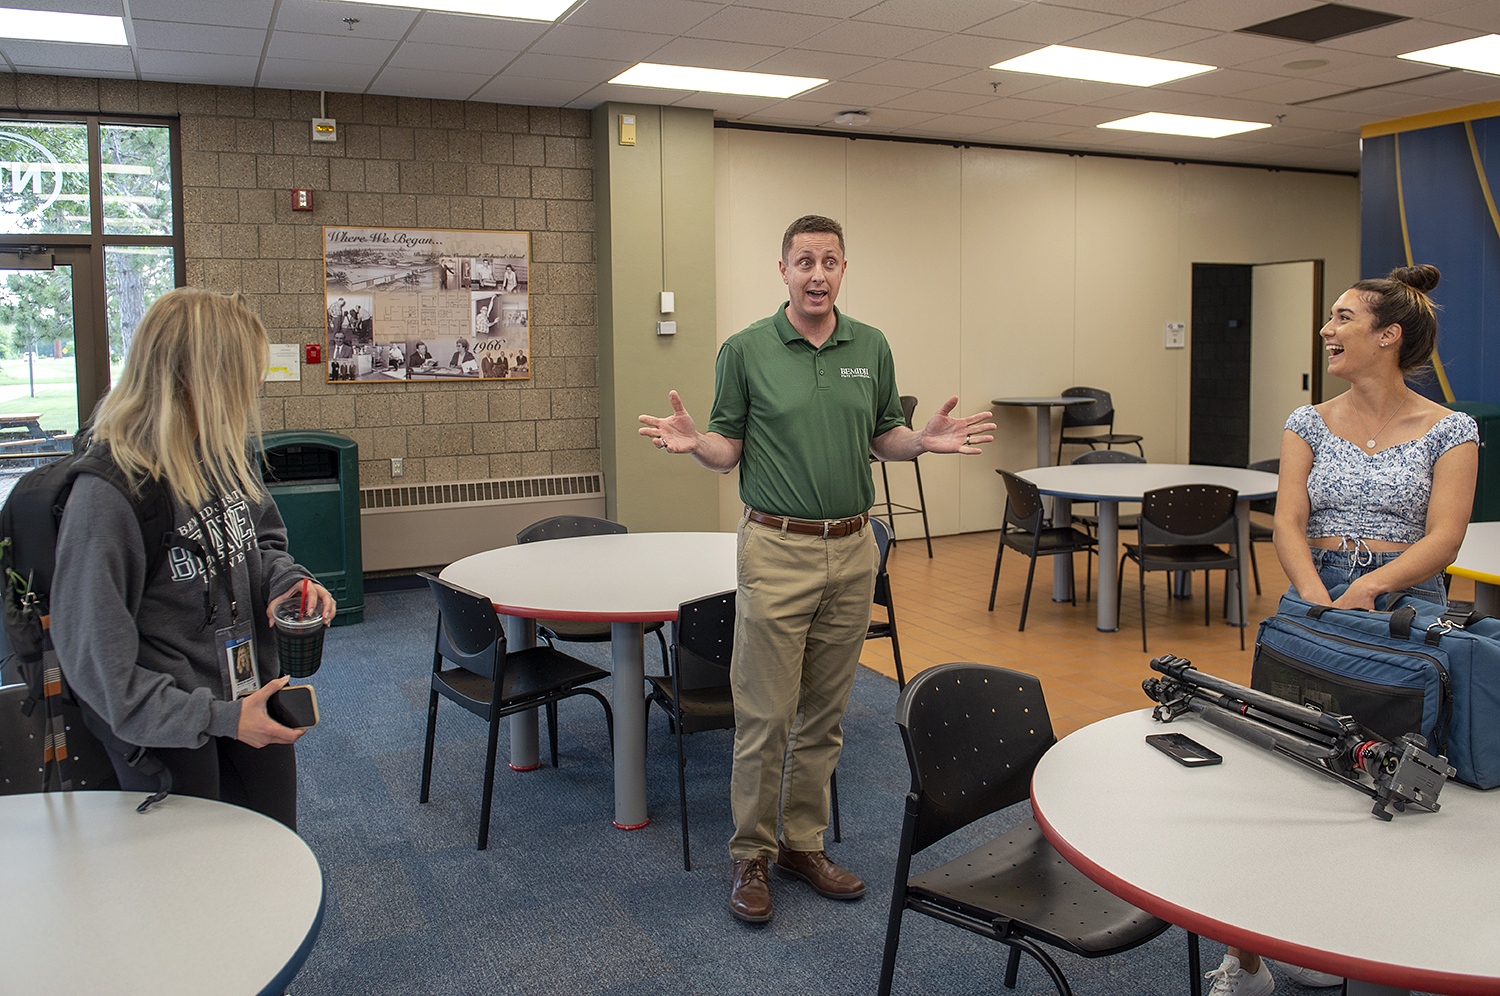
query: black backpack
[{"left": 0, "top": 442, "right": 176, "bottom": 810}]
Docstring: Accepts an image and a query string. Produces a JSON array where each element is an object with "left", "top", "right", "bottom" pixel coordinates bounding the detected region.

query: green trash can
[
  {"left": 260, "top": 430, "right": 364, "bottom": 625},
  {"left": 1450, "top": 401, "right": 1500, "bottom": 523}
]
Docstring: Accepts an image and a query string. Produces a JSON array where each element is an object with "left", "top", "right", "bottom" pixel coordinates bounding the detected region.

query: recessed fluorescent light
[
  {"left": 327, "top": 0, "right": 575, "bottom": 20},
  {"left": 0, "top": 7, "right": 127, "bottom": 45},
  {"left": 1399, "top": 34, "right": 1500, "bottom": 74},
  {"left": 609, "top": 63, "right": 825, "bottom": 98},
  {"left": 1098, "top": 112, "right": 1271, "bottom": 138},
  {"left": 992, "top": 45, "right": 1214, "bottom": 87}
]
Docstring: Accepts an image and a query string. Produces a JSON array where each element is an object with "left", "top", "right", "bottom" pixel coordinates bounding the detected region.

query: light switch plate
[
  {"left": 657, "top": 321, "right": 677, "bottom": 336},
  {"left": 660, "top": 291, "right": 674, "bottom": 313}
]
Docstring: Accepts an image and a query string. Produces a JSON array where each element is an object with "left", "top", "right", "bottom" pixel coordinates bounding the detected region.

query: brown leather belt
[{"left": 744, "top": 507, "right": 869, "bottom": 538}]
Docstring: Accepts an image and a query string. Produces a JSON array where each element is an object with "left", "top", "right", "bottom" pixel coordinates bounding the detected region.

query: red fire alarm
[
  {"left": 291, "top": 189, "right": 314, "bottom": 211},
  {"left": 304, "top": 343, "right": 322, "bottom": 364}
]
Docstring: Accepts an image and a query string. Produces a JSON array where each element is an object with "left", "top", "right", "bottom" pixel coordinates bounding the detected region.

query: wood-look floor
[{"left": 860, "top": 526, "right": 1477, "bottom": 738}]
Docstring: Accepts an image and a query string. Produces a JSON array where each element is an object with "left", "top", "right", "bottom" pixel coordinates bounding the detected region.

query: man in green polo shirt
[{"left": 639, "top": 215, "right": 995, "bottom": 924}]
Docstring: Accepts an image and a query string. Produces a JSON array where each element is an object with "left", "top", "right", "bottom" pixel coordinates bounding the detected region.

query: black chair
[
  {"left": 516, "top": 515, "right": 669, "bottom": 671},
  {"left": 871, "top": 395, "right": 933, "bottom": 558},
  {"left": 1056, "top": 386, "right": 1144, "bottom": 463},
  {"left": 417, "top": 572, "right": 615, "bottom": 850},
  {"left": 878, "top": 662, "right": 1201, "bottom": 996},
  {"left": 1069, "top": 449, "right": 1145, "bottom": 599},
  {"left": 1246, "top": 458, "right": 1279, "bottom": 595},
  {"left": 988, "top": 470, "right": 1097, "bottom": 631},
  {"left": 866, "top": 517, "right": 907, "bottom": 689},
  {"left": 645, "top": 589, "right": 842, "bottom": 870},
  {"left": 1119, "top": 485, "right": 1246, "bottom": 654}
]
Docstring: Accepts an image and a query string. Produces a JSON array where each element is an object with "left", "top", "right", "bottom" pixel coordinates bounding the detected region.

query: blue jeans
[{"left": 1299, "top": 546, "right": 1447, "bottom": 609}]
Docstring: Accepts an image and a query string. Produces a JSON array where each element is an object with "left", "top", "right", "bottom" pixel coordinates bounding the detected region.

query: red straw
[{"left": 299, "top": 578, "right": 309, "bottom": 620}]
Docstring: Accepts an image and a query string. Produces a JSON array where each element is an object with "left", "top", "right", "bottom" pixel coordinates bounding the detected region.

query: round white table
[
  {"left": 0, "top": 791, "right": 324, "bottom": 996},
  {"left": 1032, "top": 710, "right": 1500, "bottom": 996},
  {"left": 1449, "top": 520, "right": 1500, "bottom": 617},
  {"left": 1018, "top": 463, "right": 1279, "bottom": 631},
  {"left": 992, "top": 396, "right": 1093, "bottom": 469},
  {"left": 441, "top": 531, "right": 737, "bottom": 829}
]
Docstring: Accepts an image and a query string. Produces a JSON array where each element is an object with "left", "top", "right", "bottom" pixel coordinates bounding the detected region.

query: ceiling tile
[
  {"left": 800, "top": 80, "right": 915, "bottom": 106},
  {"left": 930, "top": 67, "right": 1055, "bottom": 97},
  {"left": 973, "top": 119, "right": 1078, "bottom": 141},
  {"left": 671, "top": 92, "right": 781, "bottom": 115},
  {"left": 1230, "top": 77, "right": 1353, "bottom": 104},
  {"left": 256, "top": 58, "right": 378, "bottom": 90},
  {"left": 733, "top": 0, "right": 874, "bottom": 16},
  {"left": 272, "top": 0, "right": 418, "bottom": 39},
  {"left": 1152, "top": 30, "right": 1305, "bottom": 67},
  {"left": 1157, "top": 67, "right": 1286, "bottom": 95},
  {"left": 1429, "top": 0, "right": 1500, "bottom": 30},
  {"left": 562, "top": 0, "right": 721, "bottom": 33},
  {"left": 646, "top": 36, "right": 785, "bottom": 70},
  {"left": 0, "top": 41, "right": 135, "bottom": 72},
  {"left": 1089, "top": 87, "right": 1204, "bottom": 112},
  {"left": 748, "top": 49, "right": 884, "bottom": 78},
  {"left": 843, "top": 59, "right": 972, "bottom": 88},
  {"left": 1032, "top": 104, "right": 1128, "bottom": 126},
  {"left": 800, "top": 19, "right": 947, "bottom": 59},
  {"left": 685, "top": 7, "right": 841, "bottom": 47},
  {"left": 1318, "top": 17, "right": 1480, "bottom": 55},
  {"left": 529, "top": 24, "right": 674, "bottom": 61},
  {"left": 1009, "top": 78, "right": 1138, "bottom": 104},
  {"left": 1067, "top": 17, "right": 1220, "bottom": 56},
  {"left": 1308, "top": 57, "right": 1445, "bottom": 88},
  {"left": 965, "top": 3, "right": 1127, "bottom": 43},
  {"left": 572, "top": 81, "right": 695, "bottom": 105},
  {"left": 366, "top": 66, "right": 494, "bottom": 100},
  {"left": 266, "top": 30, "right": 397, "bottom": 64},
  {"left": 1042, "top": 0, "right": 1183, "bottom": 14},
  {"left": 853, "top": 0, "right": 1028, "bottom": 33},
  {"left": 505, "top": 51, "right": 632, "bottom": 82},
  {"left": 131, "top": 20, "right": 266, "bottom": 56},
  {"left": 875, "top": 88, "right": 993, "bottom": 113},
  {"left": 135, "top": 50, "right": 262, "bottom": 79},
  {"left": 128, "top": 0, "right": 278, "bottom": 29},
  {"left": 471, "top": 75, "right": 590, "bottom": 105},
  {"left": 1146, "top": 0, "right": 1311, "bottom": 32},
  {"left": 387, "top": 41, "right": 517, "bottom": 75},
  {"left": 1230, "top": 43, "right": 1379, "bottom": 75},
  {"left": 402, "top": 11, "right": 549, "bottom": 47},
  {"left": 6, "top": 0, "right": 122, "bottom": 13},
  {"left": 898, "top": 33, "right": 1034, "bottom": 69}
]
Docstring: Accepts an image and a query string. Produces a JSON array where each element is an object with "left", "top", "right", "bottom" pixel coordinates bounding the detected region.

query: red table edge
[
  {"left": 487, "top": 602, "right": 679, "bottom": 623},
  {"left": 1030, "top": 790, "right": 1500, "bottom": 996}
]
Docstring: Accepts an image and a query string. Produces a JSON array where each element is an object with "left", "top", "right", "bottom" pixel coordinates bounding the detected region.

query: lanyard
[{"left": 200, "top": 490, "right": 240, "bottom": 629}]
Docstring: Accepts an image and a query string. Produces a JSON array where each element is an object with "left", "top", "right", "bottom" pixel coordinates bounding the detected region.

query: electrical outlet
[{"left": 391, "top": 457, "right": 403, "bottom": 478}]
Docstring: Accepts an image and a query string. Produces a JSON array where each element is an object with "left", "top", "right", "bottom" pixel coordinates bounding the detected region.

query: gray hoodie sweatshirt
[{"left": 53, "top": 472, "right": 309, "bottom": 749}]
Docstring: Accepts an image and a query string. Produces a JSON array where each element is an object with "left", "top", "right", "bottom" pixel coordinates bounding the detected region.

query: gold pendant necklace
[{"left": 1353, "top": 393, "right": 1407, "bottom": 450}]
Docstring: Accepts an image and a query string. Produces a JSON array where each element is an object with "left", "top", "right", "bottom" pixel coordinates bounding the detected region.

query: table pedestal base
[
  {"left": 611, "top": 621, "right": 649, "bottom": 830},
  {"left": 504, "top": 616, "right": 540, "bottom": 770}
]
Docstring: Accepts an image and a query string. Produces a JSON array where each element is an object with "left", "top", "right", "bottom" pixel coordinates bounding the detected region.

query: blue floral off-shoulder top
[{"left": 1287, "top": 404, "right": 1478, "bottom": 545}]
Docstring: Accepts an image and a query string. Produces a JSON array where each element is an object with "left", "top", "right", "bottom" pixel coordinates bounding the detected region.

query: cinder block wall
[{"left": 0, "top": 73, "right": 599, "bottom": 489}]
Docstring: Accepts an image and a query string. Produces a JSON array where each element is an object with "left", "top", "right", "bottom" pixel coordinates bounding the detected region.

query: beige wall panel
[
  {"left": 1251, "top": 261, "right": 1319, "bottom": 463},
  {"left": 846, "top": 139, "right": 964, "bottom": 537},
  {"left": 1074, "top": 157, "right": 1187, "bottom": 464},
  {"left": 959, "top": 147, "right": 1080, "bottom": 532},
  {"left": 712, "top": 128, "right": 852, "bottom": 528}
]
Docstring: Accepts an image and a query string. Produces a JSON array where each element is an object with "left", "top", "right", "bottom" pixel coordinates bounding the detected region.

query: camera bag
[{"left": 1253, "top": 589, "right": 1500, "bottom": 789}]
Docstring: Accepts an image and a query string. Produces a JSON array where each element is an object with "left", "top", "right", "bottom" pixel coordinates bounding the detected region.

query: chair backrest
[
  {"left": 871, "top": 517, "right": 894, "bottom": 609},
  {"left": 419, "top": 572, "right": 505, "bottom": 676},
  {"left": 1247, "top": 459, "right": 1280, "bottom": 515},
  {"left": 516, "top": 515, "right": 627, "bottom": 545},
  {"left": 1061, "top": 386, "right": 1113, "bottom": 429},
  {"left": 899, "top": 395, "right": 918, "bottom": 429},
  {"left": 894, "top": 662, "right": 1056, "bottom": 854},
  {"left": 1071, "top": 449, "right": 1145, "bottom": 465},
  {"left": 673, "top": 589, "right": 735, "bottom": 693},
  {"left": 998, "top": 469, "right": 1044, "bottom": 530},
  {"left": 1139, "top": 485, "right": 1238, "bottom": 546}
]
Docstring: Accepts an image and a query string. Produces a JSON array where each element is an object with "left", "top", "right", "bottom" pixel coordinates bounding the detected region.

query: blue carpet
[{"left": 290, "top": 589, "right": 1369, "bottom": 995}]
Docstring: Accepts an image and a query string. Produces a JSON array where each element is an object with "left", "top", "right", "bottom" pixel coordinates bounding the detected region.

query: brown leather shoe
[
  {"left": 774, "top": 842, "right": 866, "bottom": 899},
  {"left": 729, "top": 857, "right": 773, "bottom": 923}
]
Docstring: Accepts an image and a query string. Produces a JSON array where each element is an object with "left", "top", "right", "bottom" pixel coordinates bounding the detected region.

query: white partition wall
[{"left": 712, "top": 128, "right": 1360, "bottom": 536}]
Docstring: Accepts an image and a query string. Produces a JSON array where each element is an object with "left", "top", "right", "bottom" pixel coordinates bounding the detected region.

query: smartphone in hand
[{"left": 267, "top": 685, "right": 320, "bottom": 729}]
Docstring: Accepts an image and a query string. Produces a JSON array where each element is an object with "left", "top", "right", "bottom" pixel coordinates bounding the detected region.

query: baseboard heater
[{"left": 359, "top": 473, "right": 606, "bottom": 572}]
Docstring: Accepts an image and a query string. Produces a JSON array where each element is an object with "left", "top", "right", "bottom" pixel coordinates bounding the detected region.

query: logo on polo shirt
[{"left": 840, "top": 367, "right": 871, "bottom": 379}]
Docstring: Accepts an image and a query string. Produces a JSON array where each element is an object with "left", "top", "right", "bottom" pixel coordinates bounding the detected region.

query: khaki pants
[{"left": 728, "top": 513, "right": 878, "bottom": 860}]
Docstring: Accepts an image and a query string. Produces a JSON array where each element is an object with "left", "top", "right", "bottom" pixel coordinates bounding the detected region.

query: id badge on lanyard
[{"left": 205, "top": 502, "right": 259, "bottom": 699}]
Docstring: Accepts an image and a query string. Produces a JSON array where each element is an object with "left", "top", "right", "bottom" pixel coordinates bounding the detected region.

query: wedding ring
[{"left": 964, "top": 434, "right": 971, "bottom": 446}]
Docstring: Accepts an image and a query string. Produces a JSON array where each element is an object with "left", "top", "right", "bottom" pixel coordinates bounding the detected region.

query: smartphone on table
[{"left": 1146, "top": 732, "right": 1222, "bottom": 767}]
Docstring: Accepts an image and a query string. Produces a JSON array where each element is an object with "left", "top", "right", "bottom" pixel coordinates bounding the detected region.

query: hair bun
[{"left": 1389, "top": 263, "right": 1440, "bottom": 294}]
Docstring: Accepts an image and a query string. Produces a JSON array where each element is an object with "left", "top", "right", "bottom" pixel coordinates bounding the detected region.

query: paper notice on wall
[{"left": 266, "top": 343, "right": 301, "bottom": 381}]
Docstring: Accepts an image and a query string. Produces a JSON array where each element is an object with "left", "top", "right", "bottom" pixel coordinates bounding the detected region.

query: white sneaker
[
  {"left": 1274, "top": 961, "right": 1343, "bottom": 987},
  {"left": 1205, "top": 955, "right": 1275, "bottom": 996}
]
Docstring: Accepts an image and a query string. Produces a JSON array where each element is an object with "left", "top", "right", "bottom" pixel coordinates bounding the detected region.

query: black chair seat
[
  {"left": 990, "top": 470, "right": 1098, "bottom": 630},
  {"left": 1124, "top": 542, "right": 1239, "bottom": 571},
  {"left": 1075, "top": 512, "right": 1140, "bottom": 531},
  {"left": 1012, "top": 524, "right": 1101, "bottom": 556},
  {"left": 1057, "top": 387, "right": 1145, "bottom": 462},
  {"left": 908, "top": 819, "right": 1170, "bottom": 956},
  {"left": 435, "top": 646, "right": 611, "bottom": 711},
  {"left": 644, "top": 673, "right": 733, "bottom": 728}
]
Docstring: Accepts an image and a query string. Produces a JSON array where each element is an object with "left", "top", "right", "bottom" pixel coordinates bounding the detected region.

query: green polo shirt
[{"left": 708, "top": 303, "right": 907, "bottom": 521}]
